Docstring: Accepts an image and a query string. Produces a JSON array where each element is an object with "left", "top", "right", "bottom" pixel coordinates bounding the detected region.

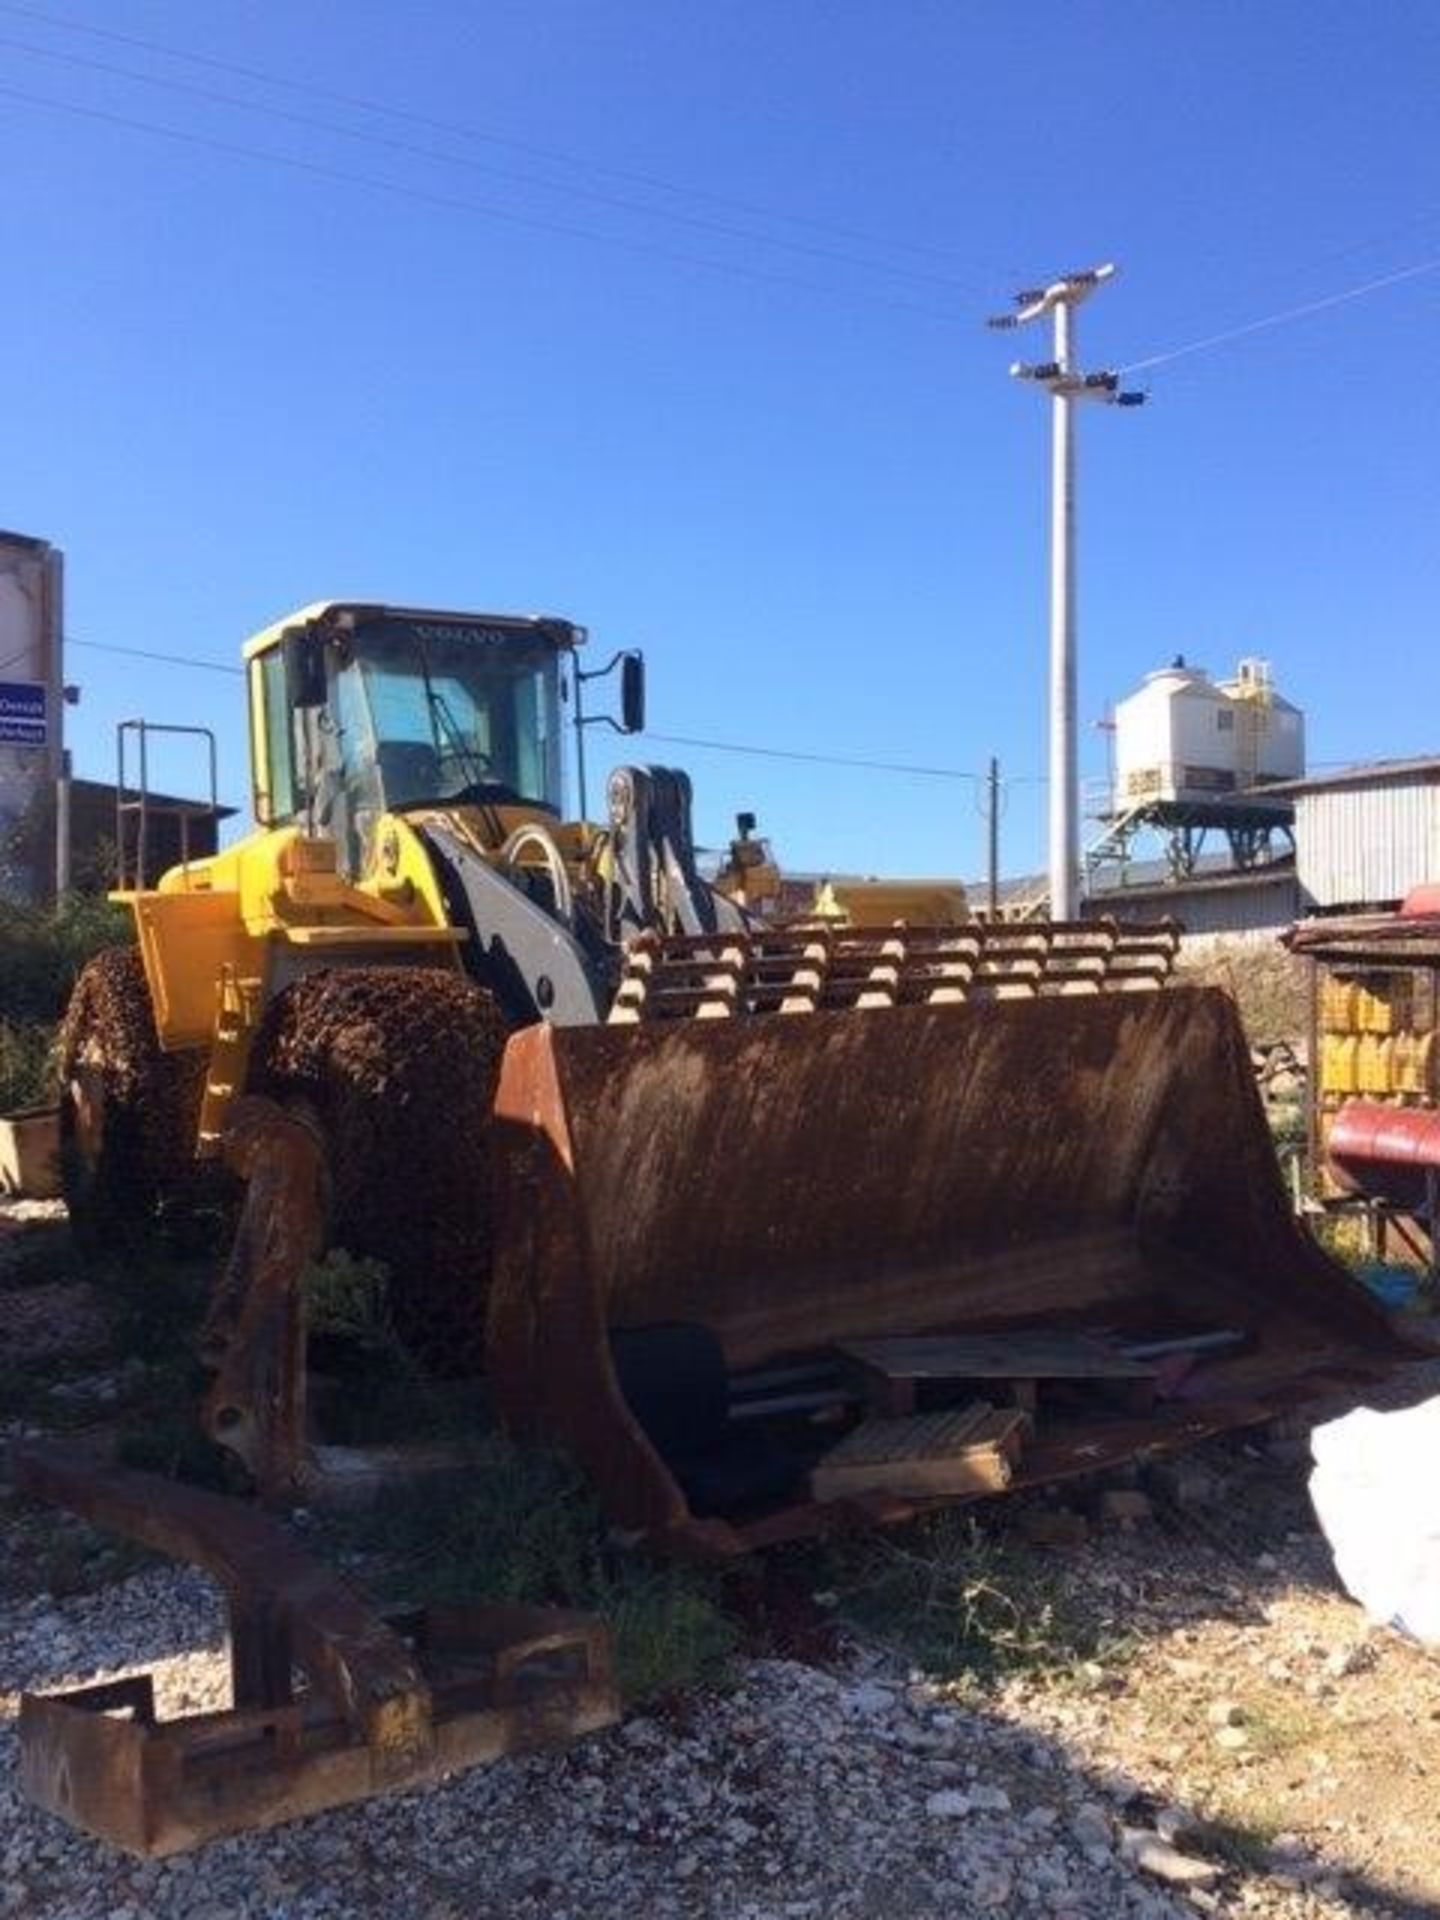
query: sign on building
[{"left": 0, "top": 681, "right": 47, "bottom": 747}]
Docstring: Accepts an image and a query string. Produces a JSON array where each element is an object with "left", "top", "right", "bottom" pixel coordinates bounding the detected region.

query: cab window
[{"left": 253, "top": 647, "right": 300, "bottom": 822}]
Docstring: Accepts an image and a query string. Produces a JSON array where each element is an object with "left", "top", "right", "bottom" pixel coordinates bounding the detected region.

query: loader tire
[
  {"left": 247, "top": 966, "right": 509, "bottom": 1377},
  {"left": 57, "top": 946, "right": 211, "bottom": 1253}
]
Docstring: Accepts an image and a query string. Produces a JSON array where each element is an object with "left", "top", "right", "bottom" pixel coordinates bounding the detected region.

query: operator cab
[{"left": 246, "top": 602, "right": 577, "bottom": 875}]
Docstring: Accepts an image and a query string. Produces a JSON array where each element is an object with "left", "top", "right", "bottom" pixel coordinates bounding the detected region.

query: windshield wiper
[{"left": 407, "top": 632, "right": 488, "bottom": 793}]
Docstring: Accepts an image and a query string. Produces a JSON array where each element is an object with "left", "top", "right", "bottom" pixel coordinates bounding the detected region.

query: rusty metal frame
[
  {"left": 12, "top": 1445, "right": 617, "bottom": 1855},
  {"left": 199, "top": 1096, "right": 474, "bottom": 1505}
]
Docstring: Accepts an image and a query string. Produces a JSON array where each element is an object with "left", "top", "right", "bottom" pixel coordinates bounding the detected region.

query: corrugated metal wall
[
  {"left": 1296, "top": 777, "right": 1440, "bottom": 909},
  {"left": 1085, "top": 873, "right": 1299, "bottom": 945}
]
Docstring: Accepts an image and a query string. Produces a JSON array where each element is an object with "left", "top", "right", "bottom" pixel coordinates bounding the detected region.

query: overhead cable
[
  {"left": 0, "top": 0, "right": 996, "bottom": 278},
  {"left": 68, "top": 637, "right": 243, "bottom": 676},
  {"left": 1119, "top": 256, "right": 1440, "bottom": 373},
  {"left": 0, "top": 32, "right": 985, "bottom": 297},
  {"left": 64, "top": 638, "right": 1013, "bottom": 781},
  {"left": 0, "top": 82, "right": 973, "bottom": 326}
]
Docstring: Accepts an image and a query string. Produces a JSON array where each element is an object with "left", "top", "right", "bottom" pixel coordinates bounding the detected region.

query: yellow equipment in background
[{"left": 712, "top": 809, "right": 969, "bottom": 928}]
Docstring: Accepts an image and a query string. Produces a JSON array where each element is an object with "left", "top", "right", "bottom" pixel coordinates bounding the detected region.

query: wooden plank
[
  {"left": 838, "top": 1330, "right": 1156, "bottom": 1384},
  {"left": 820, "top": 1403, "right": 997, "bottom": 1466},
  {"left": 809, "top": 1402, "right": 1026, "bottom": 1502}
]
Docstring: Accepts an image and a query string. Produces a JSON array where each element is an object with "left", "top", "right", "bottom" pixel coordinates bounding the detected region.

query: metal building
[
  {"left": 1085, "top": 863, "right": 1300, "bottom": 947},
  {"left": 1272, "top": 758, "right": 1440, "bottom": 912},
  {"left": 984, "top": 857, "right": 1300, "bottom": 948}
]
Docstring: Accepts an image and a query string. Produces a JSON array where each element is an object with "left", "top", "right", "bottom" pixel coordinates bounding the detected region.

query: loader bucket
[{"left": 488, "top": 984, "right": 1415, "bottom": 1554}]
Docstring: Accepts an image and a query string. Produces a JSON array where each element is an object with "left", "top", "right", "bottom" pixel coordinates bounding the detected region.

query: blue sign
[{"left": 0, "top": 682, "right": 46, "bottom": 747}]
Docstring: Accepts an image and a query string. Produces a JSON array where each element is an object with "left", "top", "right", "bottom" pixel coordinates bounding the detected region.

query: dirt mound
[
  {"left": 249, "top": 966, "right": 509, "bottom": 1375},
  {"left": 1179, "top": 942, "right": 1309, "bottom": 1048}
]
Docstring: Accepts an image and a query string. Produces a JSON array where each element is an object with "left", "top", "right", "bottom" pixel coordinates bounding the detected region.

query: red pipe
[{"left": 1329, "top": 1100, "right": 1440, "bottom": 1208}]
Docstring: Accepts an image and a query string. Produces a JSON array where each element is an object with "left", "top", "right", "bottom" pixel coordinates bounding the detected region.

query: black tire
[
  {"left": 57, "top": 947, "right": 212, "bottom": 1253},
  {"left": 247, "top": 966, "right": 510, "bottom": 1377}
]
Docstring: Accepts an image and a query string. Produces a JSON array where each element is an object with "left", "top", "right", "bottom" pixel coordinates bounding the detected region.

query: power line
[
  {"left": 1119, "top": 255, "right": 1440, "bottom": 374},
  {"left": 0, "top": 0, "right": 996, "bottom": 280},
  {"left": 63, "top": 637, "right": 1014, "bottom": 781},
  {"left": 0, "top": 82, "right": 973, "bottom": 327},
  {"left": 68, "top": 636, "right": 242, "bottom": 676},
  {"left": 0, "top": 32, "right": 984, "bottom": 298},
  {"left": 645, "top": 730, "right": 986, "bottom": 782}
]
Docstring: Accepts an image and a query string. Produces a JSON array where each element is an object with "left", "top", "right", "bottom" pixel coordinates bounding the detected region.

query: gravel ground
[
  {"left": 2, "top": 1503, "right": 1433, "bottom": 1920},
  {"left": 0, "top": 1565, "right": 1310, "bottom": 1920},
  {"left": 4, "top": 1192, "right": 1439, "bottom": 1920}
]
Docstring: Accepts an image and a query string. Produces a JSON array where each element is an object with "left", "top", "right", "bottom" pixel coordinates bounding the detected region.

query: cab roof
[{"left": 241, "top": 601, "right": 586, "bottom": 663}]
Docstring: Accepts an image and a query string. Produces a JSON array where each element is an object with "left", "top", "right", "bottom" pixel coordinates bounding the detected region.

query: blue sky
[{"left": 2, "top": 0, "right": 1437, "bottom": 878}]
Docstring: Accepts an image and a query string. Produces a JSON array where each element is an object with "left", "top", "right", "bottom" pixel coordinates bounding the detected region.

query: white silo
[
  {"left": 1112, "top": 653, "right": 1304, "bottom": 813},
  {"left": 1113, "top": 657, "right": 1234, "bottom": 809},
  {"left": 1216, "top": 657, "right": 1305, "bottom": 787},
  {"left": 0, "top": 531, "right": 64, "bottom": 901}
]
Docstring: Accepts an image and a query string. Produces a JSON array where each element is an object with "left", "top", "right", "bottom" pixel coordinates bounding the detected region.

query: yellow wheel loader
[
  {"left": 57, "top": 600, "right": 1411, "bottom": 1555},
  {"left": 23, "top": 597, "right": 1419, "bottom": 1857}
]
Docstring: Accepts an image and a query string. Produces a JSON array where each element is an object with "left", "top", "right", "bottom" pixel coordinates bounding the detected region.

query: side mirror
[
  {"left": 283, "top": 624, "right": 327, "bottom": 710},
  {"left": 620, "top": 651, "right": 646, "bottom": 735}
]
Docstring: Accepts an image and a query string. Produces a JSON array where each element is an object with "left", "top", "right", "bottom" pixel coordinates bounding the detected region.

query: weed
[
  {"left": 1241, "top": 1692, "right": 1325, "bottom": 1759},
  {"left": 332, "top": 1435, "right": 740, "bottom": 1703},
  {"left": 302, "top": 1249, "right": 395, "bottom": 1350},
  {"left": 300, "top": 1250, "right": 491, "bottom": 1443},
  {"left": 1196, "top": 1802, "right": 1288, "bottom": 1872},
  {"left": 600, "top": 1562, "right": 743, "bottom": 1702},
  {"left": 813, "top": 1509, "right": 1121, "bottom": 1684},
  {"left": 1310, "top": 1212, "right": 1371, "bottom": 1272}
]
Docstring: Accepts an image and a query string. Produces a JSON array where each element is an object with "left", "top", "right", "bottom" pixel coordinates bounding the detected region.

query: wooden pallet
[
  {"left": 837, "top": 1331, "right": 1156, "bottom": 1416},
  {"left": 810, "top": 1401, "right": 1030, "bottom": 1502}
]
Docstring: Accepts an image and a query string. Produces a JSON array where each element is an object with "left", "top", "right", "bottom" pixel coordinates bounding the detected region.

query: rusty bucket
[{"left": 488, "top": 985, "right": 1410, "bottom": 1553}]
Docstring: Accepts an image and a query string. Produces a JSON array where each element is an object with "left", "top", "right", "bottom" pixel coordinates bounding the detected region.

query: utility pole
[
  {"left": 55, "top": 748, "right": 71, "bottom": 896},
  {"left": 988, "top": 263, "right": 1144, "bottom": 920},
  {"left": 986, "top": 755, "right": 1000, "bottom": 918}
]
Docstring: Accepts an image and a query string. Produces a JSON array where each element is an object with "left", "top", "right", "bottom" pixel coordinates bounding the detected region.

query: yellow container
[
  {"left": 1420, "top": 1030, "right": 1438, "bottom": 1100},
  {"left": 1375, "top": 1035, "right": 1396, "bottom": 1094},
  {"left": 1322, "top": 1031, "right": 1358, "bottom": 1095},
  {"left": 1356, "top": 1033, "right": 1385, "bottom": 1093},
  {"left": 1390, "top": 1031, "right": 1418, "bottom": 1095},
  {"left": 1322, "top": 977, "right": 1357, "bottom": 1031}
]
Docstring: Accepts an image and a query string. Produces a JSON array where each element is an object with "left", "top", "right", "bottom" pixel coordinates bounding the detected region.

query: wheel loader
[
  {"left": 56, "top": 599, "right": 1412, "bottom": 1557},
  {"left": 22, "top": 597, "right": 1419, "bottom": 1852}
]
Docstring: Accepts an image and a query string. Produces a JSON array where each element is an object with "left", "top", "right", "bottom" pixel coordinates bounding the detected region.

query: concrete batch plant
[{"left": 1112, "top": 655, "right": 1305, "bottom": 810}]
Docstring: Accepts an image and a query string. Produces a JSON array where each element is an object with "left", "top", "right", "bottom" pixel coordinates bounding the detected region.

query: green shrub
[
  {"left": 0, "top": 894, "right": 129, "bottom": 1029},
  {"left": 0, "top": 1019, "right": 55, "bottom": 1109}
]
